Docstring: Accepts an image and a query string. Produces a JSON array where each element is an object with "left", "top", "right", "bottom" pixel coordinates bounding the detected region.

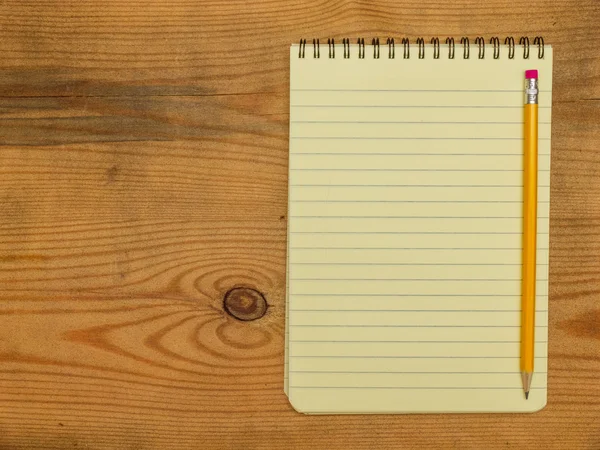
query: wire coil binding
[
  {"left": 475, "top": 36, "right": 485, "bottom": 59},
  {"left": 327, "top": 38, "right": 335, "bottom": 58},
  {"left": 343, "top": 38, "right": 350, "bottom": 59},
  {"left": 519, "top": 36, "right": 530, "bottom": 59},
  {"left": 401, "top": 38, "right": 410, "bottom": 59},
  {"left": 387, "top": 38, "right": 395, "bottom": 59},
  {"left": 431, "top": 37, "right": 440, "bottom": 59},
  {"left": 298, "top": 39, "right": 306, "bottom": 58},
  {"left": 416, "top": 37, "right": 425, "bottom": 59},
  {"left": 297, "top": 36, "right": 545, "bottom": 60},
  {"left": 460, "top": 37, "right": 470, "bottom": 59},
  {"left": 505, "top": 36, "right": 515, "bottom": 59},
  {"left": 446, "top": 37, "right": 455, "bottom": 59},
  {"left": 533, "top": 36, "right": 544, "bottom": 59},
  {"left": 490, "top": 37, "right": 500, "bottom": 59},
  {"left": 372, "top": 38, "right": 380, "bottom": 59},
  {"left": 357, "top": 38, "right": 365, "bottom": 59}
]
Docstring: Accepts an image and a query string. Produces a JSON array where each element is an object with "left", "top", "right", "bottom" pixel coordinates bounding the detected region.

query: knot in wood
[{"left": 223, "top": 287, "right": 267, "bottom": 321}]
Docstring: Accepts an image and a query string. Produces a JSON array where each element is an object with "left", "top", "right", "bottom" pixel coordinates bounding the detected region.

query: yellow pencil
[{"left": 521, "top": 69, "right": 539, "bottom": 400}]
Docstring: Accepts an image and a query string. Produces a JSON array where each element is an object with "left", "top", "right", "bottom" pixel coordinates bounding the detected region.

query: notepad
[{"left": 285, "top": 39, "right": 552, "bottom": 414}]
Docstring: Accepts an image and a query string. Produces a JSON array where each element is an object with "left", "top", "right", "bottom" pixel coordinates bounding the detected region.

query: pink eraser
[{"left": 525, "top": 70, "right": 538, "bottom": 79}]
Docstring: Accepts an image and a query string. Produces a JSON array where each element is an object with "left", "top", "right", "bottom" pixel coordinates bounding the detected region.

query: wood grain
[{"left": 0, "top": 0, "right": 599, "bottom": 448}]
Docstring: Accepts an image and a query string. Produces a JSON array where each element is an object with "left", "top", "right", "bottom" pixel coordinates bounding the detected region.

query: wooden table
[{"left": 0, "top": 0, "right": 598, "bottom": 448}]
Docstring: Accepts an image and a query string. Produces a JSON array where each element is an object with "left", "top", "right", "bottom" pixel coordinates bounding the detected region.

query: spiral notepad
[{"left": 285, "top": 37, "right": 552, "bottom": 414}]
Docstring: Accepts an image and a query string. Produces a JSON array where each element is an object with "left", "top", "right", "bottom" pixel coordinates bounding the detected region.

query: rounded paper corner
[
  {"left": 527, "top": 396, "right": 548, "bottom": 414},
  {"left": 286, "top": 391, "right": 311, "bottom": 415}
]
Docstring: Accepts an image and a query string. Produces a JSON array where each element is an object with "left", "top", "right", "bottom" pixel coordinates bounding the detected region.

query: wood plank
[{"left": 0, "top": 0, "right": 599, "bottom": 447}]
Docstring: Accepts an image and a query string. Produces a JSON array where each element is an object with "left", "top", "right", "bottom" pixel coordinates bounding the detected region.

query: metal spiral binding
[
  {"left": 416, "top": 38, "right": 425, "bottom": 59},
  {"left": 328, "top": 38, "right": 335, "bottom": 58},
  {"left": 387, "top": 38, "right": 395, "bottom": 59},
  {"left": 490, "top": 37, "right": 500, "bottom": 59},
  {"left": 401, "top": 38, "right": 410, "bottom": 59},
  {"left": 343, "top": 38, "right": 350, "bottom": 59},
  {"left": 298, "top": 36, "right": 544, "bottom": 60},
  {"left": 475, "top": 37, "right": 485, "bottom": 59},
  {"left": 357, "top": 38, "right": 365, "bottom": 59},
  {"left": 298, "top": 39, "right": 306, "bottom": 58},
  {"left": 505, "top": 37, "right": 515, "bottom": 59},
  {"left": 431, "top": 37, "right": 440, "bottom": 59},
  {"left": 520, "top": 37, "right": 530, "bottom": 59},
  {"left": 460, "top": 37, "right": 470, "bottom": 59},
  {"left": 446, "top": 37, "right": 455, "bottom": 59},
  {"left": 534, "top": 36, "right": 544, "bottom": 59},
  {"left": 372, "top": 38, "right": 380, "bottom": 59}
]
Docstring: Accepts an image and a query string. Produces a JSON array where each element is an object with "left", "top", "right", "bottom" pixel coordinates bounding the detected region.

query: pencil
[{"left": 521, "top": 69, "right": 539, "bottom": 400}]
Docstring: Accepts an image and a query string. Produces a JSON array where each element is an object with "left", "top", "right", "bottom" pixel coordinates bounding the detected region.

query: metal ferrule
[{"left": 525, "top": 78, "right": 538, "bottom": 104}]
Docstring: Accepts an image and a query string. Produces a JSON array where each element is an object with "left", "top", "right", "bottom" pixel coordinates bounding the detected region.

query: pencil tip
[{"left": 521, "top": 372, "right": 533, "bottom": 401}]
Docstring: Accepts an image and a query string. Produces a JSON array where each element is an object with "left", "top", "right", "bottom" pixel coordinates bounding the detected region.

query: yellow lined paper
[{"left": 285, "top": 44, "right": 552, "bottom": 414}]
